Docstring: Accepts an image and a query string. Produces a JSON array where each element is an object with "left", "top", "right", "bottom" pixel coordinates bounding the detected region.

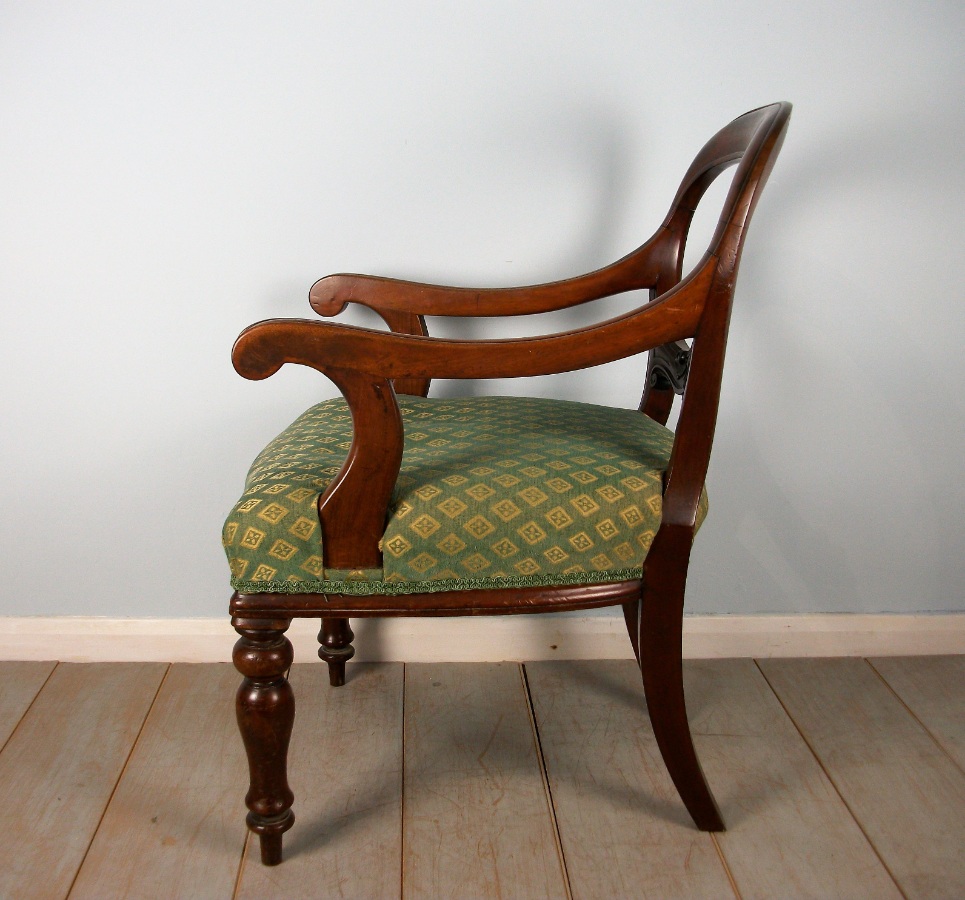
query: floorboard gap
[
  {"left": 66, "top": 663, "right": 172, "bottom": 899},
  {"left": 752, "top": 659, "right": 909, "bottom": 900},
  {"left": 0, "top": 661, "right": 59, "bottom": 757},
  {"left": 865, "top": 658, "right": 965, "bottom": 778},
  {"left": 709, "top": 831, "right": 742, "bottom": 899},
  {"left": 521, "top": 663, "right": 573, "bottom": 900}
]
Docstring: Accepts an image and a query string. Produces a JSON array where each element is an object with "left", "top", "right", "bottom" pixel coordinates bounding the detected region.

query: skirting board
[{"left": 0, "top": 613, "right": 962, "bottom": 663}]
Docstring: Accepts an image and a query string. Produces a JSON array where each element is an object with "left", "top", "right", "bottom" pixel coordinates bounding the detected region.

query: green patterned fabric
[{"left": 224, "top": 395, "right": 707, "bottom": 595}]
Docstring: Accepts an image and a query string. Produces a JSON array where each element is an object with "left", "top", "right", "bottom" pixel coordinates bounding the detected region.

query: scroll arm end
[
  {"left": 231, "top": 324, "right": 285, "bottom": 380},
  {"left": 309, "top": 275, "right": 349, "bottom": 316}
]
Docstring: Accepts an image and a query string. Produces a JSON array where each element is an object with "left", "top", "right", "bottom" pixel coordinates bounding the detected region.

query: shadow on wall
[
  {"left": 420, "top": 101, "right": 653, "bottom": 405},
  {"left": 690, "top": 108, "right": 965, "bottom": 614}
]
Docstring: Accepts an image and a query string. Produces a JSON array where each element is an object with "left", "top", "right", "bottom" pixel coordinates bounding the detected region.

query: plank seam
[
  {"left": 232, "top": 832, "right": 252, "bottom": 900},
  {"left": 865, "top": 659, "right": 965, "bottom": 779},
  {"left": 520, "top": 663, "right": 573, "bottom": 900},
  {"left": 709, "top": 832, "right": 743, "bottom": 900},
  {"left": 65, "top": 663, "right": 173, "bottom": 899},
  {"left": 752, "top": 660, "right": 909, "bottom": 900},
  {"left": 0, "top": 661, "right": 59, "bottom": 759}
]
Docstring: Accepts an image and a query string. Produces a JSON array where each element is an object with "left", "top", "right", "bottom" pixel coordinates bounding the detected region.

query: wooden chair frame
[{"left": 229, "top": 102, "right": 792, "bottom": 865}]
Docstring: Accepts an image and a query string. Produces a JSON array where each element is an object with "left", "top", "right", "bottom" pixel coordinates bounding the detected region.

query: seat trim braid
[
  {"left": 231, "top": 578, "right": 642, "bottom": 618},
  {"left": 230, "top": 565, "right": 645, "bottom": 597}
]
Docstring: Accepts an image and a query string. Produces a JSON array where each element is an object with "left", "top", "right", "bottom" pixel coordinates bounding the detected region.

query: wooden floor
[{"left": 0, "top": 657, "right": 962, "bottom": 899}]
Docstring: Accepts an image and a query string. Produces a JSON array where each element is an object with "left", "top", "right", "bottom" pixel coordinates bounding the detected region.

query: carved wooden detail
[
  {"left": 649, "top": 340, "right": 692, "bottom": 394},
  {"left": 232, "top": 617, "right": 296, "bottom": 865}
]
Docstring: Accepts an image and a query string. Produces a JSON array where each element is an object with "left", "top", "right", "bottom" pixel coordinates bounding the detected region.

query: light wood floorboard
[
  {"left": 870, "top": 654, "right": 965, "bottom": 771},
  {"left": 760, "top": 657, "right": 965, "bottom": 899},
  {"left": 0, "top": 656, "right": 962, "bottom": 897},
  {"left": 235, "top": 662, "right": 404, "bottom": 900},
  {"left": 690, "top": 659, "right": 902, "bottom": 899},
  {"left": 527, "top": 660, "right": 733, "bottom": 899},
  {"left": 70, "top": 664, "right": 248, "bottom": 900},
  {"left": 403, "top": 662, "right": 568, "bottom": 899},
  {"left": 0, "top": 660, "right": 56, "bottom": 749},
  {"left": 0, "top": 662, "right": 167, "bottom": 900}
]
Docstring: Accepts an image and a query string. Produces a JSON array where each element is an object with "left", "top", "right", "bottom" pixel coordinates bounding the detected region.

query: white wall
[{"left": 1, "top": 1, "right": 962, "bottom": 618}]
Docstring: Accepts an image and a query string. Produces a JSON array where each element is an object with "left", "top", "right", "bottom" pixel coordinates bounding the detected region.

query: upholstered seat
[
  {"left": 227, "top": 102, "right": 791, "bottom": 866},
  {"left": 224, "top": 395, "right": 708, "bottom": 594}
]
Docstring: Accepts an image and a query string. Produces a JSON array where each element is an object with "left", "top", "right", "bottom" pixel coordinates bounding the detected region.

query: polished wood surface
[
  {"left": 317, "top": 617, "right": 354, "bottom": 686},
  {"left": 232, "top": 620, "right": 296, "bottom": 865},
  {"left": 228, "top": 103, "right": 793, "bottom": 862}
]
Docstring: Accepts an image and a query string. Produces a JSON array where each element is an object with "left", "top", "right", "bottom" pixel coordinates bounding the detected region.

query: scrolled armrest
[
  {"left": 308, "top": 228, "right": 674, "bottom": 319},
  {"left": 235, "top": 264, "right": 709, "bottom": 384}
]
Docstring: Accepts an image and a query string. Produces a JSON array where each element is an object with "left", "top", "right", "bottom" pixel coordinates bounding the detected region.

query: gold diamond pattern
[
  {"left": 437, "top": 496, "right": 468, "bottom": 518},
  {"left": 437, "top": 533, "right": 467, "bottom": 555},
  {"left": 491, "top": 499, "right": 522, "bottom": 522},
  {"left": 465, "top": 483, "right": 496, "bottom": 501},
  {"left": 224, "top": 395, "right": 708, "bottom": 592},
  {"left": 411, "top": 514, "right": 441, "bottom": 538}
]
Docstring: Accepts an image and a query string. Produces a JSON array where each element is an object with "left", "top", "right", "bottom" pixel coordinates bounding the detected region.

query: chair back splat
[{"left": 225, "top": 103, "right": 791, "bottom": 865}]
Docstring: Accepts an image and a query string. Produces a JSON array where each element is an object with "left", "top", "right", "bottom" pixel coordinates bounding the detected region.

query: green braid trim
[{"left": 231, "top": 567, "right": 643, "bottom": 596}]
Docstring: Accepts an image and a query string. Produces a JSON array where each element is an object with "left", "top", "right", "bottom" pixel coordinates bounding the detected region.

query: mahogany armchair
[{"left": 224, "top": 102, "right": 791, "bottom": 864}]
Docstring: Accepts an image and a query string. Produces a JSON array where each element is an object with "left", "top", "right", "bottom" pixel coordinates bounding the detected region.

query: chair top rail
[{"left": 308, "top": 103, "right": 791, "bottom": 322}]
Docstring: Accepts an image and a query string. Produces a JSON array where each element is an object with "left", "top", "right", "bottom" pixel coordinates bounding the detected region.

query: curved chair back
[{"left": 644, "top": 103, "right": 791, "bottom": 535}]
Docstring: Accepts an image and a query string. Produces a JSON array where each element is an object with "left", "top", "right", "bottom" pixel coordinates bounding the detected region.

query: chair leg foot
[
  {"left": 318, "top": 617, "right": 355, "bottom": 687},
  {"left": 250, "top": 820, "right": 290, "bottom": 866},
  {"left": 233, "top": 618, "right": 296, "bottom": 865},
  {"left": 636, "top": 593, "right": 725, "bottom": 832},
  {"left": 259, "top": 832, "right": 283, "bottom": 866}
]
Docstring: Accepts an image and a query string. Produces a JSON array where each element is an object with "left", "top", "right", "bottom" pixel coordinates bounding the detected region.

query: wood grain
[
  {"left": 403, "top": 662, "right": 567, "bottom": 899},
  {"left": 236, "top": 663, "right": 404, "bottom": 900},
  {"left": 870, "top": 655, "right": 965, "bottom": 770},
  {"left": 70, "top": 664, "right": 247, "bottom": 899},
  {"left": 760, "top": 658, "right": 965, "bottom": 899},
  {"left": 688, "top": 659, "right": 901, "bottom": 899},
  {"left": 0, "top": 660, "right": 55, "bottom": 749},
  {"left": 0, "top": 662, "right": 166, "bottom": 899},
  {"left": 526, "top": 660, "right": 732, "bottom": 899}
]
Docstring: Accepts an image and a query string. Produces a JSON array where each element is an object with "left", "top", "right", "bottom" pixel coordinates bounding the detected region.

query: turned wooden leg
[
  {"left": 317, "top": 617, "right": 355, "bottom": 687},
  {"left": 233, "top": 617, "right": 296, "bottom": 865},
  {"left": 634, "top": 590, "right": 725, "bottom": 832}
]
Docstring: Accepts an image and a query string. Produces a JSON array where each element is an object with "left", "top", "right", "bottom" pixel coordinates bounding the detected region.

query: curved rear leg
[
  {"left": 622, "top": 600, "right": 641, "bottom": 664},
  {"left": 635, "top": 590, "right": 725, "bottom": 831}
]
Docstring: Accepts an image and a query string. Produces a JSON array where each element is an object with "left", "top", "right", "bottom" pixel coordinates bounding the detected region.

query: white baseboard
[{"left": 0, "top": 613, "right": 961, "bottom": 663}]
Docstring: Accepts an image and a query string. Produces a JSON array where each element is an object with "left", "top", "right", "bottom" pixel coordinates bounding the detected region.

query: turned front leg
[
  {"left": 233, "top": 618, "right": 296, "bottom": 865},
  {"left": 318, "top": 617, "right": 355, "bottom": 687}
]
